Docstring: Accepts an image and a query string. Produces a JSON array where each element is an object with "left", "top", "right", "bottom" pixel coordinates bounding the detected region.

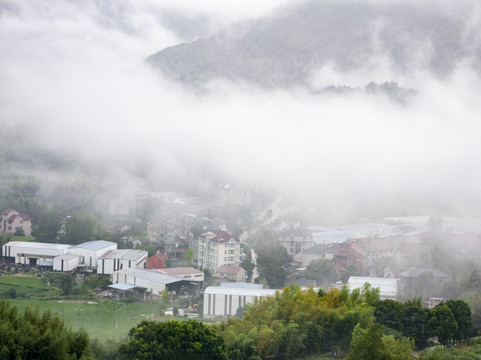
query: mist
[{"left": 1, "top": 0, "right": 481, "bottom": 223}]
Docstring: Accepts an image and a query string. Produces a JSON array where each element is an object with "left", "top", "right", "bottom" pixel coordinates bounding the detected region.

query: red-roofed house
[
  {"left": 0, "top": 209, "right": 32, "bottom": 237},
  {"left": 197, "top": 230, "right": 241, "bottom": 274},
  {"left": 147, "top": 253, "right": 169, "bottom": 269},
  {"left": 216, "top": 265, "right": 246, "bottom": 282}
]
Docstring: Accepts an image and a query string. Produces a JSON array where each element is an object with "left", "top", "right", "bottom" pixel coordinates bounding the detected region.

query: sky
[{"left": 1, "top": 0, "right": 481, "bottom": 222}]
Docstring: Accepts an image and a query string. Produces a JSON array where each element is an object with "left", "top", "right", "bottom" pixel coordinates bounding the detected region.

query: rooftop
[
  {"left": 204, "top": 286, "right": 278, "bottom": 297},
  {"left": 4, "top": 241, "right": 72, "bottom": 250},
  {"left": 347, "top": 276, "right": 399, "bottom": 298},
  {"left": 217, "top": 265, "right": 243, "bottom": 274},
  {"left": 157, "top": 267, "right": 203, "bottom": 276},
  {"left": 219, "top": 282, "right": 263, "bottom": 289},
  {"left": 71, "top": 240, "right": 116, "bottom": 251},
  {"left": 99, "top": 249, "right": 148, "bottom": 262},
  {"left": 114, "top": 268, "right": 184, "bottom": 285}
]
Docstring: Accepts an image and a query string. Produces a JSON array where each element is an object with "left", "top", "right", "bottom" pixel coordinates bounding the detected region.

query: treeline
[
  {"left": 216, "top": 284, "right": 474, "bottom": 359},
  {"left": 0, "top": 285, "right": 476, "bottom": 360}
]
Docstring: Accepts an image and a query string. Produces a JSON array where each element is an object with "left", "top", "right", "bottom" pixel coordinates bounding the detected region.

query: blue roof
[{"left": 71, "top": 240, "right": 116, "bottom": 251}]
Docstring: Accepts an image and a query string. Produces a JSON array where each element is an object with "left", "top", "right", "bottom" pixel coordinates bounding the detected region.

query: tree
[
  {"left": 301, "top": 259, "right": 336, "bottom": 289},
  {"left": 13, "top": 227, "right": 25, "bottom": 236},
  {"left": 241, "top": 244, "right": 255, "bottom": 282},
  {"left": 341, "top": 264, "right": 359, "bottom": 284},
  {"left": 427, "top": 304, "right": 458, "bottom": 346},
  {"left": 63, "top": 211, "right": 100, "bottom": 244},
  {"left": 32, "top": 210, "right": 61, "bottom": 242},
  {"left": 346, "top": 324, "right": 414, "bottom": 360},
  {"left": 117, "top": 320, "right": 228, "bottom": 360},
  {"left": 444, "top": 299, "right": 473, "bottom": 342},
  {"left": 256, "top": 243, "right": 291, "bottom": 288}
]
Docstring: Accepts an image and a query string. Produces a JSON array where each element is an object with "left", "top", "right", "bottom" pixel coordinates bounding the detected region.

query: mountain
[{"left": 146, "top": 0, "right": 481, "bottom": 88}]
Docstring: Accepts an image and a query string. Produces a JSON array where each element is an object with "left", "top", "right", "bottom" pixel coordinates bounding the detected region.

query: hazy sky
[{"left": 1, "top": 0, "right": 481, "bottom": 221}]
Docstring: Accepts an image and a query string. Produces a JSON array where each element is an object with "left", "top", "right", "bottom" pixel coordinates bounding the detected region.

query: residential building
[
  {"left": 197, "top": 231, "right": 241, "bottom": 274},
  {"left": 216, "top": 265, "right": 246, "bottom": 282},
  {"left": 147, "top": 253, "right": 169, "bottom": 269},
  {"left": 279, "top": 233, "right": 314, "bottom": 257},
  {"left": 398, "top": 267, "right": 449, "bottom": 294},
  {"left": 0, "top": 209, "right": 32, "bottom": 236}
]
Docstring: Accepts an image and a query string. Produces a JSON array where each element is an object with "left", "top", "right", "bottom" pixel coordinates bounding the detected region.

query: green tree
[
  {"left": 301, "top": 259, "right": 336, "bottom": 289},
  {"left": 341, "top": 264, "right": 359, "bottom": 283},
  {"left": 444, "top": 299, "right": 473, "bottom": 342},
  {"left": 117, "top": 320, "right": 228, "bottom": 360},
  {"left": 427, "top": 304, "right": 458, "bottom": 346},
  {"left": 347, "top": 324, "right": 414, "bottom": 360},
  {"left": 64, "top": 211, "right": 100, "bottom": 244},
  {"left": 256, "top": 243, "right": 291, "bottom": 288},
  {"left": 32, "top": 210, "right": 61, "bottom": 242}
]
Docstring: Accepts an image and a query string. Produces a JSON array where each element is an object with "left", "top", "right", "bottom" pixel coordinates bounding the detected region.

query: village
[{"left": 2, "top": 183, "right": 481, "bottom": 321}]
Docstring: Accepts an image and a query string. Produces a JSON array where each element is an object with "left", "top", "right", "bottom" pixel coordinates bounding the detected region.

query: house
[
  {"left": 97, "top": 249, "right": 148, "bottom": 275},
  {"left": 293, "top": 244, "right": 335, "bottom": 267},
  {"left": 147, "top": 253, "right": 169, "bottom": 269},
  {"left": 203, "top": 286, "right": 277, "bottom": 318},
  {"left": 332, "top": 240, "right": 369, "bottom": 277},
  {"left": 147, "top": 218, "right": 176, "bottom": 247},
  {"left": 68, "top": 240, "right": 117, "bottom": 268},
  {"left": 2, "top": 241, "right": 71, "bottom": 265},
  {"left": 279, "top": 233, "right": 314, "bottom": 257},
  {"left": 0, "top": 209, "right": 32, "bottom": 236},
  {"left": 216, "top": 265, "right": 246, "bottom": 282},
  {"left": 398, "top": 267, "right": 449, "bottom": 294},
  {"left": 197, "top": 230, "right": 242, "bottom": 274}
]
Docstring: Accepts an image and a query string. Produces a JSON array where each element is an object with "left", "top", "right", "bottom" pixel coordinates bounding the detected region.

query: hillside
[{"left": 146, "top": 1, "right": 480, "bottom": 88}]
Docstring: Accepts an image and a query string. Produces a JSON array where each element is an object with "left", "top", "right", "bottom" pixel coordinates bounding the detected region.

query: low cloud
[{"left": 1, "top": 0, "right": 481, "bottom": 221}]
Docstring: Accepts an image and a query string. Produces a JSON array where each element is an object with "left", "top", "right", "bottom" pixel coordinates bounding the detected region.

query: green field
[{"left": 11, "top": 299, "right": 161, "bottom": 341}]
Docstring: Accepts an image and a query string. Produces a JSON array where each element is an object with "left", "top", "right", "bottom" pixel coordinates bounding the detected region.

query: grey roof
[
  {"left": 114, "top": 268, "right": 184, "bottom": 285},
  {"left": 99, "top": 249, "right": 147, "bottom": 262},
  {"left": 4, "top": 241, "right": 72, "bottom": 250},
  {"left": 108, "top": 284, "right": 147, "bottom": 291},
  {"left": 71, "top": 240, "right": 116, "bottom": 251},
  {"left": 398, "top": 268, "right": 449, "bottom": 278},
  {"left": 303, "top": 244, "right": 330, "bottom": 255},
  {"left": 220, "top": 282, "right": 263, "bottom": 289}
]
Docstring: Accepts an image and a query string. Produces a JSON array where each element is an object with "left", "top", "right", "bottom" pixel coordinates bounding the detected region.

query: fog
[{"left": 1, "top": 0, "right": 481, "bottom": 222}]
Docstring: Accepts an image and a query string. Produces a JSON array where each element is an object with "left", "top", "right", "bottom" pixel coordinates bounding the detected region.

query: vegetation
[
  {"left": 118, "top": 320, "right": 228, "bottom": 360},
  {"left": 0, "top": 300, "right": 90, "bottom": 359}
]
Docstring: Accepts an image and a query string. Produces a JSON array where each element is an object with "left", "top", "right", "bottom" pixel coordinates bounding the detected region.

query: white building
[
  {"left": 97, "top": 249, "right": 148, "bottom": 275},
  {"left": 53, "top": 254, "right": 81, "bottom": 272},
  {"left": 203, "top": 286, "right": 277, "bottom": 318},
  {"left": 197, "top": 231, "right": 242, "bottom": 274},
  {"left": 112, "top": 268, "right": 185, "bottom": 296},
  {"left": 347, "top": 276, "right": 399, "bottom": 299},
  {"left": 68, "top": 241, "right": 117, "bottom": 268},
  {"left": 156, "top": 267, "right": 204, "bottom": 282},
  {"left": 2, "top": 241, "right": 71, "bottom": 265}
]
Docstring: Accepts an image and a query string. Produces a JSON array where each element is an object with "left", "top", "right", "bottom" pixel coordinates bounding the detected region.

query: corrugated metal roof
[
  {"left": 114, "top": 268, "right": 184, "bottom": 285},
  {"left": 204, "top": 286, "right": 278, "bottom": 297},
  {"left": 4, "top": 241, "right": 72, "bottom": 250},
  {"left": 109, "top": 284, "right": 147, "bottom": 291},
  {"left": 55, "top": 254, "right": 80, "bottom": 261},
  {"left": 71, "top": 240, "right": 116, "bottom": 251},
  {"left": 99, "top": 249, "right": 147, "bottom": 262}
]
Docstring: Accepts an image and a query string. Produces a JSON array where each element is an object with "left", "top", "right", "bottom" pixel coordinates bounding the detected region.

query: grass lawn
[{"left": 11, "top": 299, "right": 161, "bottom": 341}]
